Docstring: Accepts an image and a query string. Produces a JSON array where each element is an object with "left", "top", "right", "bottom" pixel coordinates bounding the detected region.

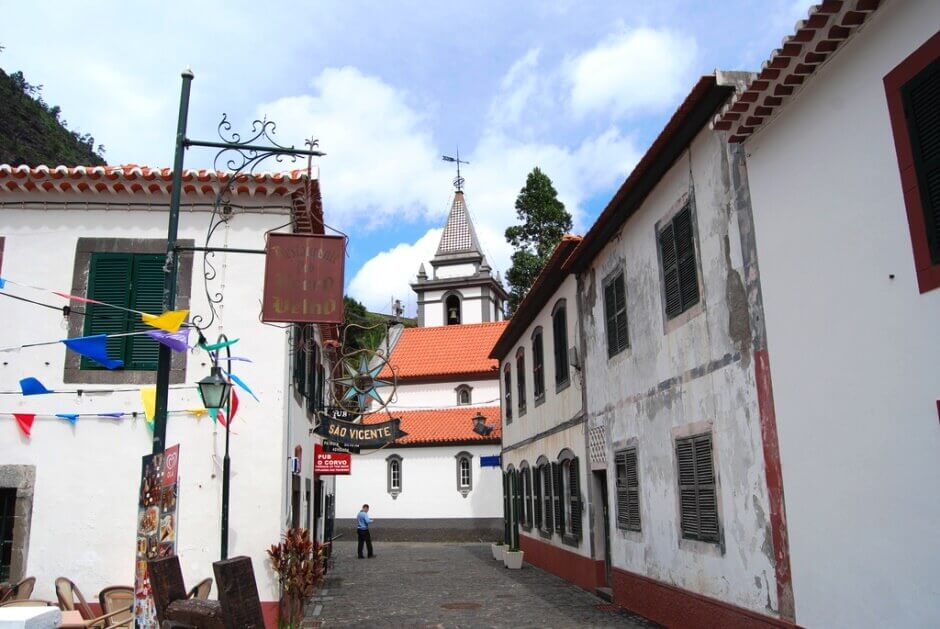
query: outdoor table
[
  {"left": 58, "top": 610, "right": 85, "bottom": 628},
  {"left": 0, "top": 606, "right": 61, "bottom": 628}
]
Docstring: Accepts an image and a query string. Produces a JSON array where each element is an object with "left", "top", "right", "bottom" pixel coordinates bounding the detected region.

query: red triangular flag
[
  {"left": 14, "top": 413, "right": 35, "bottom": 437},
  {"left": 229, "top": 389, "right": 239, "bottom": 424},
  {"left": 217, "top": 410, "right": 227, "bottom": 428}
]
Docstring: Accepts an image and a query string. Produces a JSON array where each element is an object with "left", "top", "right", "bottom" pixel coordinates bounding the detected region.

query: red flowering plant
[{"left": 267, "top": 528, "right": 326, "bottom": 628}]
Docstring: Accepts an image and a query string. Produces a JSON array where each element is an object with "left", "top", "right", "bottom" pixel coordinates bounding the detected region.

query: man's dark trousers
[{"left": 357, "top": 528, "right": 373, "bottom": 558}]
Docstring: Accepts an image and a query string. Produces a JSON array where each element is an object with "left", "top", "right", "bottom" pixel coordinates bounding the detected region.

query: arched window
[
  {"left": 552, "top": 300, "right": 570, "bottom": 388},
  {"left": 531, "top": 327, "right": 545, "bottom": 402},
  {"left": 455, "top": 384, "right": 472, "bottom": 406},
  {"left": 503, "top": 364, "right": 512, "bottom": 423},
  {"left": 558, "top": 449, "right": 582, "bottom": 542},
  {"left": 520, "top": 461, "right": 532, "bottom": 529},
  {"left": 536, "top": 456, "right": 554, "bottom": 535},
  {"left": 455, "top": 451, "right": 473, "bottom": 497},
  {"left": 515, "top": 347, "right": 527, "bottom": 416},
  {"left": 386, "top": 454, "right": 402, "bottom": 498},
  {"left": 445, "top": 294, "right": 461, "bottom": 325}
]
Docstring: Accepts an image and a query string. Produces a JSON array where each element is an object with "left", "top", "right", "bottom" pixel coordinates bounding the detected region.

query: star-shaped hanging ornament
[{"left": 334, "top": 353, "right": 393, "bottom": 411}]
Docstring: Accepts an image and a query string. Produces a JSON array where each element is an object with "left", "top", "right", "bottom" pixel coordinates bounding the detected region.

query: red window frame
[{"left": 884, "top": 30, "right": 940, "bottom": 293}]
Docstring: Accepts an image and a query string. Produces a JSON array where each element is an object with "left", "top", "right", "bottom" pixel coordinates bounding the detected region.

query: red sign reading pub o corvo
[
  {"left": 314, "top": 443, "right": 351, "bottom": 475},
  {"left": 262, "top": 233, "right": 345, "bottom": 323}
]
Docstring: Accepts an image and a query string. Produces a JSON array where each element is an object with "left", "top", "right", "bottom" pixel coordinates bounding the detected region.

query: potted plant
[
  {"left": 503, "top": 545, "right": 524, "bottom": 569},
  {"left": 491, "top": 540, "right": 507, "bottom": 561},
  {"left": 268, "top": 527, "right": 326, "bottom": 628}
]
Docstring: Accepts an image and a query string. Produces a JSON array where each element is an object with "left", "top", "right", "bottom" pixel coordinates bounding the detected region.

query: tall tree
[{"left": 504, "top": 167, "right": 572, "bottom": 313}]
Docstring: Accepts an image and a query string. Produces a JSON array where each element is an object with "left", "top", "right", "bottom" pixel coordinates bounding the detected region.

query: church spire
[{"left": 434, "top": 190, "right": 483, "bottom": 259}]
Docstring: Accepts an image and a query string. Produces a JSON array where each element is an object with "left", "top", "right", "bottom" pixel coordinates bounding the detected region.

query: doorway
[{"left": 593, "top": 470, "right": 611, "bottom": 588}]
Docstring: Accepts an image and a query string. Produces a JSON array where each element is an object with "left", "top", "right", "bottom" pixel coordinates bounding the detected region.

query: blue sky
[{"left": 2, "top": 0, "right": 811, "bottom": 315}]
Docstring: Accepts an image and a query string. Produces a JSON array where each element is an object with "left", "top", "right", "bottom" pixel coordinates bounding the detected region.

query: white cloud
[
  {"left": 566, "top": 27, "right": 697, "bottom": 118},
  {"left": 486, "top": 47, "right": 545, "bottom": 132}
]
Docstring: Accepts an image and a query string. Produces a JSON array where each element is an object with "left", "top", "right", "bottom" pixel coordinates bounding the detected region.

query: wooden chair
[
  {"left": 213, "top": 556, "right": 265, "bottom": 629},
  {"left": 148, "top": 556, "right": 223, "bottom": 629},
  {"left": 98, "top": 586, "right": 134, "bottom": 628},
  {"left": 11, "top": 576, "right": 35, "bottom": 600},
  {"left": 55, "top": 577, "right": 130, "bottom": 628},
  {"left": 187, "top": 578, "right": 212, "bottom": 600}
]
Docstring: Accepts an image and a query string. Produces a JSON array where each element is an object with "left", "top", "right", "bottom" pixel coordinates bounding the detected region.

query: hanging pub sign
[
  {"left": 314, "top": 443, "right": 351, "bottom": 475},
  {"left": 261, "top": 233, "right": 345, "bottom": 324},
  {"left": 314, "top": 414, "right": 407, "bottom": 448}
]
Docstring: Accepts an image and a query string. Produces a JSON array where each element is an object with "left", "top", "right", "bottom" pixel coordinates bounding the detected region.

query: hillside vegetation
[{"left": 0, "top": 66, "right": 106, "bottom": 167}]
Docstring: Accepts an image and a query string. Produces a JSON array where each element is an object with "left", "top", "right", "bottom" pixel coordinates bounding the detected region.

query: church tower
[{"left": 411, "top": 188, "right": 508, "bottom": 327}]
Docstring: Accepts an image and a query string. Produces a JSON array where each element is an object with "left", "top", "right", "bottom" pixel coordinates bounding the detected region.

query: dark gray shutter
[
  {"left": 614, "top": 274, "right": 627, "bottom": 353},
  {"left": 504, "top": 367, "right": 512, "bottom": 421},
  {"left": 615, "top": 449, "right": 640, "bottom": 531},
  {"left": 659, "top": 223, "right": 682, "bottom": 319},
  {"left": 552, "top": 462, "right": 563, "bottom": 534},
  {"left": 604, "top": 281, "right": 619, "bottom": 356},
  {"left": 674, "top": 206, "right": 700, "bottom": 311},
  {"left": 553, "top": 308, "right": 569, "bottom": 385},
  {"left": 543, "top": 465, "right": 553, "bottom": 531},
  {"left": 676, "top": 434, "right": 718, "bottom": 543},
  {"left": 903, "top": 57, "right": 940, "bottom": 263},
  {"left": 569, "top": 457, "right": 582, "bottom": 538},
  {"left": 516, "top": 351, "right": 526, "bottom": 413},
  {"left": 533, "top": 466, "right": 542, "bottom": 529},
  {"left": 293, "top": 325, "right": 307, "bottom": 397},
  {"left": 307, "top": 342, "right": 318, "bottom": 412},
  {"left": 533, "top": 332, "right": 544, "bottom": 398}
]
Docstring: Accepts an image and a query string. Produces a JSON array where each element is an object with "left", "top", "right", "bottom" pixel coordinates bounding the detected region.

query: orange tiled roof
[
  {"left": 363, "top": 405, "right": 501, "bottom": 445},
  {"left": 0, "top": 163, "right": 310, "bottom": 197},
  {"left": 378, "top": 321, "right": 508, "bottom": 380}
]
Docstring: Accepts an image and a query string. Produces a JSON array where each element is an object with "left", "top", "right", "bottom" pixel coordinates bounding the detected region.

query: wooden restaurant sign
[
  {"left": 314, "top": 414, "right": 407, "bottom": 448},
  {"left": 261, "top": 233, "right": 345, "bottom": 323}
]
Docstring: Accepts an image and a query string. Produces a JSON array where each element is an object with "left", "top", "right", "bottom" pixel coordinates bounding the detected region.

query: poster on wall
[{"left": 133, "top": 444, "right": 180, "bottom": 628}]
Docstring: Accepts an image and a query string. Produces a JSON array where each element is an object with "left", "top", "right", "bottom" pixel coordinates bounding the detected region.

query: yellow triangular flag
[
  {"left": 140, "top": 387, "right": 156, "bottom": 424},
  {"left": 141, "top": 309, "right": 189, "bottom": 333},
  {"left": 187, "top": 408, "right": 208, "bottom": 420}
]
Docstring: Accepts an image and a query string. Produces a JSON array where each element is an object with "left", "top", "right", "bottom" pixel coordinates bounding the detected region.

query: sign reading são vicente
[
  {"left": 262, "top": 233, "right": 345, "bottom": 324},
  {"left": 314, "top": 415, "right": 408, "bottom": 448}
]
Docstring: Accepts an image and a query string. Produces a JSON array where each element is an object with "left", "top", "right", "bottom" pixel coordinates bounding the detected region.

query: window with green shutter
[
  {"left": 675, "top": 433, "right": 720, "bottom": 543},
  {"left": 658, "top": 205, "right": 700, "bottom": 320},
  {"left": 81, "top": 252, "right": 163, "bottom": 370},
  {"left": 531, "top": 328, "right": 545, "bottom": 402},
  {"left": 615, "top": 448, "right": 641, "bottom": 532},
  {"left": 552, "top": 301, "right": 570, "bottom": 387},
  {"left": 604, "top": 270, "right": 628, "bottom": 357},
  {"left": 901, "top": 56, "right": 940, "bottom": 266}
]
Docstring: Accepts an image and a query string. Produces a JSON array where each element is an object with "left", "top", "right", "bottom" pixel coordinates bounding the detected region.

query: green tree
[{"left": 504, "top": 167, "right": 572, "bottom": 313}]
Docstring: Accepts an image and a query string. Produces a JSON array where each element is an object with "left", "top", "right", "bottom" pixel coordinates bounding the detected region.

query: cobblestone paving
[{"left": 306, "top": 541, "right": 658, "bottom": 628}]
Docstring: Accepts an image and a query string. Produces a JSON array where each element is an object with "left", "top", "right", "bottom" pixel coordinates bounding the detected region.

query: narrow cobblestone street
[{"left": 306, "top": 542, "right": 657, "bottom": 628}]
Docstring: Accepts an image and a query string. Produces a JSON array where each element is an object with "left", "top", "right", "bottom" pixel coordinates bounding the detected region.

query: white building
[
  {"left": 335, "top": 186, "right": 505, "bottom": 540},
  {"left": 490, "top": 236, "right": 600, "bottom": 590},
  {"left": 714, "top": 1, "right": 940, "bottom": 626},
  {"left": 0, "top": 164, "right": 336, "bottom": 624}
]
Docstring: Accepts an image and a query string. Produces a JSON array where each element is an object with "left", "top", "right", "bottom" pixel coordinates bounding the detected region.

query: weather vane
[{"left": 442, "top": 148, "right": 469, "bottom": 192}]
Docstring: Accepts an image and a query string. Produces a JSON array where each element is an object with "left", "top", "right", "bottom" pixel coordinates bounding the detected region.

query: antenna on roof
[{"left": 442, "top": 147, "right": 469, "bottom": 192}]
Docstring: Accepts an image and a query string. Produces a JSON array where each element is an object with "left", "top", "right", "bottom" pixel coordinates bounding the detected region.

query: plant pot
[
  {"left": 491, "top": 543, "right": 507, "bottom": 561},
  {"left": 503, "top": 550, "right": 524, "bottom": 569}
]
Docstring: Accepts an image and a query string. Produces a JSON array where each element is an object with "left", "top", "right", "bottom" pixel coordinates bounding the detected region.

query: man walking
[{"left": 357, "top": 504, "right": 375, "bottom": 559}]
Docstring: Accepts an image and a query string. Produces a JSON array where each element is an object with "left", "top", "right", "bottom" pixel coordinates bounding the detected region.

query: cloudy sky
[{"left": 2, "top": 0, "right": 811, "bottom": 315}]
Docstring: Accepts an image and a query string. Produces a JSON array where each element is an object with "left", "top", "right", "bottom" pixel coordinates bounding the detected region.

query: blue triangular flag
[
  {"left": 56, "top": 413, "right": 79, "bottom": 425},
  {"left": 224, "top": 370, "right": 259, "bottom": 402},
  {"left": 0, "top": 277, "right": 5, "bottom": 289},
  {"left": 98, "top": 412, "right": 124, "bottom": 419},
  {"left": 62, "top": 335, "right": 124, "bottom": 369},
  {"left": 20, "top": 377, "right": 53, "bottom": 396}
]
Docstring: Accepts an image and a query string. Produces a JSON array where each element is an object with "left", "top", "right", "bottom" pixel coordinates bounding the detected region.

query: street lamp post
[{"left": 197, "top": 334, "right": 234, "bottom": 559}]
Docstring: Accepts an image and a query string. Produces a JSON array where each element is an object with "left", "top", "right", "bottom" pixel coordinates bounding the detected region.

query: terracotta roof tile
[
  {"left": 378, "top": 321, "right": 508, "bottom": 380},
  {"left": 363, "top": 405, "right": 501, "bottom": 445}
]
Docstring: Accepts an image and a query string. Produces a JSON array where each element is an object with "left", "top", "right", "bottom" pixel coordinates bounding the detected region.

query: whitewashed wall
[
  {"left": 334, "top": 444, "right": 501, "bottom": 519},
  {"left": 0, "top": 193, "right": 295, "bottom": 603},
  {"left": 579, "top": 127, "right": 776, "bottom": 614},
  {"left": 419, "top": 286, "right": 494, "bottom": 326},
  {"left": 379, "top": 379, "right": 499, "bottom": 410},
  {"left": 434, "top": 262, "right": 477, "bottom": 280},
  {"left": 743, "top": 1, "right": 940, "bottom": 626},
  {"left": 499, "top": 275, "right": 582, "bottom": 447}
]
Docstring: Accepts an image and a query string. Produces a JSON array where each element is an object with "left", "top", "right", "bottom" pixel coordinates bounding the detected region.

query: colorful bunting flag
[
  {"left": 19, "top": 377, "right": 52, "bottom": 396},
  {"left": 13, "top": 413, "right": 35, "bottom": 437},
  {"left": 218, "top": 389, "right": 240, "bottom": 428},
  {"left": 62, "top": 335, "right": 124, "bottom": 369},
  {"left": 0, "top": 277, "right": 5, "bottom": 289},
  {"left": 141, "top": 310, "right": 189, "bottom": 333},
  {"left": 202, "top": 338, "right": 239, "bottom": 352},
  {"left": 145, "top": 328, "right": 190, "bottom": 352},
  {"left": 53, "top": 292, "right": 103, "bottom": 305},
  {"left": 187, "top": 408, "right": 208, "bottom": 419},
  {"left": 98, "top": 412, "right": 124, "bottom": 419},
  {"left": 140, "top": 387, "right": 156, "bottom": 424},
  {"left": 224, "top": 370, "right": 259, "bottom": 402},
  {"left": 208, "top": 407, "right": 219, "bottom": 424},
  {"left": 56, "top": 413, "right": 79, "bottom": 425}
]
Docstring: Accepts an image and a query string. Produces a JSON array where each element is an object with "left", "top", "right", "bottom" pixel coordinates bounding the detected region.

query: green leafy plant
[{"left": 268, "top": 528, "right": 326, "bottom": 629}]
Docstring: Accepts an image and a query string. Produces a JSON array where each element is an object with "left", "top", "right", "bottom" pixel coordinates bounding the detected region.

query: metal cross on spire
[{"left": 442, "top": 147, "right": 469, "bottom": 192}]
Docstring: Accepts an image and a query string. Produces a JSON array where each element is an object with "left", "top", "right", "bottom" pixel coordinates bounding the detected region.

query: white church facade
[{"left": 334, "top": 186, "right": 507, "bottom": 540}]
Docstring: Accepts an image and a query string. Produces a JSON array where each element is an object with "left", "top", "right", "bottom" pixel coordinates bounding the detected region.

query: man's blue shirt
[{"left": 357, "top": 511, "right": 373, "bottom": 530}]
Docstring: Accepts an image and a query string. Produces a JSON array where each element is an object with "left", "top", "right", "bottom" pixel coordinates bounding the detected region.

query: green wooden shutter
[
  {"left": 126, "top": 254, "right": 164, "bottom": 370},
  {"left": 614, "top": 274, "right": 628, "bottom": 352},
  {"left": 604, "top": 281, "right": 619, "bottom": 356},
  {"left": 903, "top": 57, "right": 940, "bottom": 264},
  {"left": 569, "top": 457, "right": 582, "bottom": 539},
  {"left": 552, "top": 461, "right": 563, "bottom": 535},
  {"left": 307, "top": 343, "right": 318, "bottom": 412},
  {"left": 674, "top": 206, "right": 700, "bottom": 312},
  {"left": 533, "top": 467, "right": 542, "bottom": 529},
  {"left": 532, "top": 332, "right": 544, "bottom": 398},
  {"left": 677, "top": 436, "right": 698, "bottom": 539},
  {"left": 82, "top": 253, "right": 132, "bottom": 369},
  {"left": 542, "top": 465, "right": 553, "bottom": 532},
  {"left": 659, "top": 223, "right": 682, "bottom": 319},
  {"left": 553, "top": 307, "right": 569, "bottom": 385}
]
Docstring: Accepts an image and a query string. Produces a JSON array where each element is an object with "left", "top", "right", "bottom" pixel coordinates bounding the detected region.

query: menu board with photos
[{"left": 133, "top": 444, "right": 180, "bottom": 628}]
